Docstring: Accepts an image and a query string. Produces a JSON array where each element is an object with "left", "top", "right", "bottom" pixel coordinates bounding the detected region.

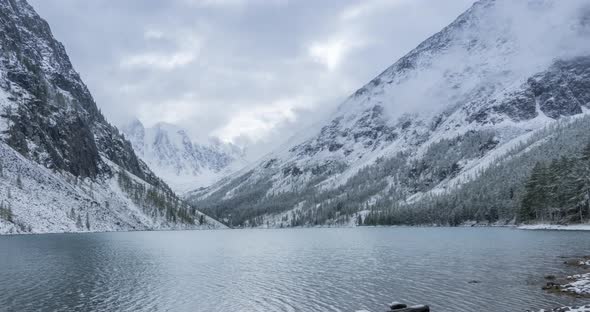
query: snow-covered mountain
[
  {"left": 188, "top": 0, "right": 590, "bottom": 227},
  {"left": 0, "top": 0, "right": 225, "bottom": 234},
  {"left": 122, "top": 119, "right": 247, "bottom": 194}
]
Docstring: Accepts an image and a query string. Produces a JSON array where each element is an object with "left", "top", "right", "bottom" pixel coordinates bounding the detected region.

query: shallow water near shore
[{"left": 0, "top": 227, "right": 589, "bottom": 312}]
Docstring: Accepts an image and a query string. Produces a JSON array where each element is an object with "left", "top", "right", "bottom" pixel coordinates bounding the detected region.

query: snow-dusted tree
[
  {"left": 85, "top": 212, "right": 90, "bottom": 230},
  {"left": 16, "top": 174, "right": 22, "bottom": 189},
  {"left": 572, "top": 142, "right": 590, "bottom": 222},
  {"left": 0, "top": 201, "right": 14, "bottom": 223},
  {"left": 7, "top": 202, "right": 13, "bottom": 222},
  {"left": 76, "top": 214, "right": 83, "bottom": 229}
]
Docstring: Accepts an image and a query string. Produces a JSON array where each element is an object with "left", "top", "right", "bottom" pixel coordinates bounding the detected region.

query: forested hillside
[
  {"left": 362, "top": 116, "right": 590, "bottom": 226},
  {"left": 519, "top": 144, "right": 590, "bottom": 224}
]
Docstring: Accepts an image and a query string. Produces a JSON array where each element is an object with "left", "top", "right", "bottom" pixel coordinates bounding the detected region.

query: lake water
[{"left": 0, "top": 227, "right": 589, "bottom": 312}]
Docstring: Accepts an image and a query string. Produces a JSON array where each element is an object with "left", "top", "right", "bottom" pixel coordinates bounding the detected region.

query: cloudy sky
[{"left": 29, "top": 0, "right": 475, "bottom": 158}]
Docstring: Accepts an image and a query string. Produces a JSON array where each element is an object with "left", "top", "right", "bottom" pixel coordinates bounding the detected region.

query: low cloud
[
  {"left": 120, "top": 51, "right": 196, "bottom": 70},
  {"left": 28, "top": 0, "right": 476, "bottom": 158}
]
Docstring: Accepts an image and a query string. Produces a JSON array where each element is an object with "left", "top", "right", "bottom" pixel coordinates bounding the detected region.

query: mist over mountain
[
  {"left": 188, "top": 0, "right": 590, "bottom": 228},
  {"left": 122, "top": 119, "right": 248, "bottom": 194}
]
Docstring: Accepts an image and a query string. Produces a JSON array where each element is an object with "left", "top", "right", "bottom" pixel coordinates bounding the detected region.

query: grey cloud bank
[{"left": 28, "top": 0, "right": 475, "bottom": 159}]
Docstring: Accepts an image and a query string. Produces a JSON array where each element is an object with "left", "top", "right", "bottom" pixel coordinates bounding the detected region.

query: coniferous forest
[
  {"left": 197, "top": 116, "right": 590, "bottom": 228},
  {"left": 519, "top": 145, "right": 590, "bottom": 224},
  {"left": 363, "top": 117, "right": 590, "bottom": 226}
]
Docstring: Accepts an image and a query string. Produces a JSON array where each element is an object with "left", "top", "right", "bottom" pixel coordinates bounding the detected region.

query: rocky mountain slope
[
  {"left": 0, "top": 0, "right": 224, "bottom": 234},
  {"left": 188, "top": 0, "right": 590, "bottom": 227},
  {"left": 122, "top": 119, "right": 247, "bottom": 194}
]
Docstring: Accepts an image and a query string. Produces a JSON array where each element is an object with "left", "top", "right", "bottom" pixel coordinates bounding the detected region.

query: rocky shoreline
[
  {"left": 535, "top": 306, "right": 590, "bottom": 312},
  {"left": 542, "top": 257, "right": 590, "bottom": 297},
  {"left": 518, "top": 224, "right": 590, "bottom": 231},
  {"left": 531, "top": 256, "right": 590, "bottom": 311}
]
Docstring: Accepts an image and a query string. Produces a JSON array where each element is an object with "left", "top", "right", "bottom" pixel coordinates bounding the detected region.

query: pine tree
[
  {"left": 85, "top": 212, "right": 90, "bottom": 230},
  {"left": 76, "top": 214, "right": 83, "bottom": 229},
  {"left": 582, "top": 142, "right": 590, "bottom": 162},
  {"left": 574, "top": 142, "right": 590, "bottom": 222},
  {"left": 7, "top": 202, "right": 13, "bottom": 222},
  {"left": 520, "top": 162, "right": 546, "bottom": 222},
  {"left": 16, "top": 174, "right": 23, "bottom": 189},
  {"left": 1, "top": 201, "right": 14, "bottom": 223}
]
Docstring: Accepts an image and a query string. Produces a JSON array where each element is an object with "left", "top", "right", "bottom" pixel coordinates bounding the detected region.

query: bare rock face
[
  {"left": 470, "top": 57, "right": 590, "bottom": 123},
  {"left": 0, "top": 0, "right": 163, "bottom": 185},
  {"left": 534, "top": 57, "right": 590, "bottom": 119}
]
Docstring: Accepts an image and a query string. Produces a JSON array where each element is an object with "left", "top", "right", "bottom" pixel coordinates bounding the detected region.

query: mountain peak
[
  {"left": 121, "top": 119, "right": 248, "bottom": 193},
  {"left": 0, "top": 0, "right": 224, "bottom": 233},
  {"left": 345, "top": 0, "right": 590, "bottom": 123},
  {"left": 189, "top": 0, "right": 590, "bottom": 228}
]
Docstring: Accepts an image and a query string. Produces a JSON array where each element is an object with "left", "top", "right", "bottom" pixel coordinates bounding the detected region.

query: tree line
[
  {"left": 195, "top": 115, "right": 590, "bottom": 227},
  {"left": 519, "top": 143, "right": 590, "bottom": 223},
  {"left": 117, "top": 170, "right": 205, "bottom": 225}
]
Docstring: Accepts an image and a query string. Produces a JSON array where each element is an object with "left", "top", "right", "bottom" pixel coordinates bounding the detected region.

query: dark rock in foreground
[{"left": 389, "top": 303, "right": 430, "bottom": 312}]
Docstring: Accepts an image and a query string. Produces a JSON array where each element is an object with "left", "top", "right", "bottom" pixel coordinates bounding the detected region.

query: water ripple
[{"left": 0, "top": 228, "right": 589, "bottom": 311}]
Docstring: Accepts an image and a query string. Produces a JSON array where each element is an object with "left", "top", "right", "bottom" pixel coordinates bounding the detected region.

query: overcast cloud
[{"left": 29, "top": 0, "right": 475, "bottom": 158}]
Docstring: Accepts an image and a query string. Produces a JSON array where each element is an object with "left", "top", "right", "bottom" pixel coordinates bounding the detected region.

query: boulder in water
[
  {"left": 390, "top": 302, "right": 407, "bottom": 310},
  {"left": 389, "top": 303, "right": 430, "bottom": 312}
]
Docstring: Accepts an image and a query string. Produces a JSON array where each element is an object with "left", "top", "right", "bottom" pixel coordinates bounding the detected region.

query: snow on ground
[
  {"left": 357, "top": 305, "right": 590, "bottom": 312},
  {"left": 252, "top": 205, "right": 371, "bottom": 229},
  {"left": 560, "top": 273, "right": 590, "bottom": 296},
  {"left": 254, "top": 202, "right": 304, "bottom": 228},
  {"left": 537, "top": 307, "right": 590, "bottom": 312},
  {"left": 518, "top": 224, "right": 590, "bottom": 231},
  {"left": 0, "top": 141, "right": 225, "bottom": 235},
  {"left": 0, "top": 87, "right": 15, "bottom": 135}
]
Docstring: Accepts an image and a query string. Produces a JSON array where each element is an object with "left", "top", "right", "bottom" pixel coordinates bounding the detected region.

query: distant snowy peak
[{"left": 122, "top": 119, "right": 248, "bottom": 193}]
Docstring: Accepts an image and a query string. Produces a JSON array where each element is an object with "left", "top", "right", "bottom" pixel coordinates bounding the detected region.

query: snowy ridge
[
  {"left": 189, "top": 0, "right": 590, "bottom": 227},
  {"left": 122, "top": 119, "right": 248, "bottom": 194},
  {"left": 0, "top": 0, "right": 225, "bottom": 233},
  {"left": 0, "top": 141, "right": 225, "bottom": 234}
]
